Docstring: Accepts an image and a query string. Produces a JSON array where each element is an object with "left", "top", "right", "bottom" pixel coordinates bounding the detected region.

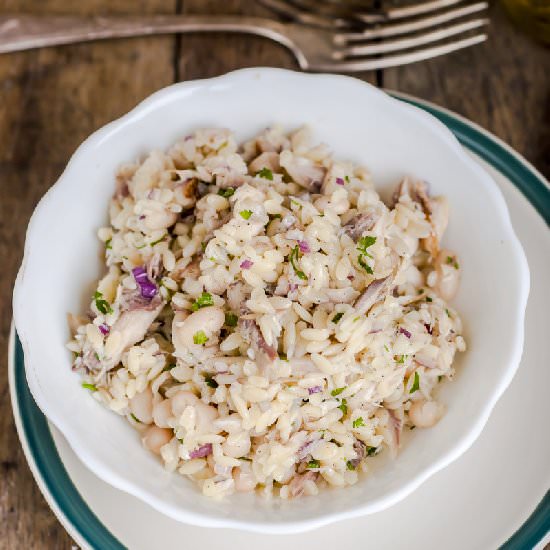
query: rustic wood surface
[{"left": 0, "top": 1, "right": 548, "bottom": 548}]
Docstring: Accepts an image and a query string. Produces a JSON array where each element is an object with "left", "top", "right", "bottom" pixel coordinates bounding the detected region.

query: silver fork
[{"left": 0, "top": 14, "right": 488, "bottom": 72}]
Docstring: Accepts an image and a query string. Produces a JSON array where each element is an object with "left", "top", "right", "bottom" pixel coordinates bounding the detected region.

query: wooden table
[{"left": 0, "top": 1, "right": 548, "bottom": 547}]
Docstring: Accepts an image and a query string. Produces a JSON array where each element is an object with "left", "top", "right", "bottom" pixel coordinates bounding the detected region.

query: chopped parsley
[
  {"left": 269, "top": 213, "right": 282, "bottom": 220},
  {"left": 331, "top": 387, "right": 345, "bottom": 397},
  {"left": 201, "top": 242, "right": 207, "bottom": 251},
  {"left": 353, "top": 417, "right": 365, "bottom": 428},
  {"left": 193, "top": 330, "right": 208, "bottom": 345},
  {"left": 426, "top": 296, "right": 433, "bottom": 303},
  {"left": 307, "top": 459, "right": 320, "bottom": 469},
  {"left": 191, "top": 292, "right": 214, "bottom": 311},
  {"left": 332, "top": 312, "right": 344, "bottom": 323},
  {"left": 150, "top": 233, "right": 167, "bottom": 246},
  {"left": 257, "top": 167, "right": 273, "bottom": 180},
  {"left": 366, "top": 446, "right": 378, "bottom": 457},
  {"left": 445, "top": 308, "right": 452, "bottom": 318},
  {"left": 438, "top": 375, "right": 443, "bottom": 382},
  {"left": 130, "top": 413, "right": 141, "bottom": 423},
  {"left": 395, "top": 355, "right": 406, "bottom": 364},
  {"left": 162, "top": 363, "right": 176, "bottom": 372},
  {"left": 224, "top": 312, "right": 238, "bottom": 327},
  {"left": 384, "top": 344, "right": 390, "bottom": 352},
  {"left": 82, "top": 382, "right": 97, "bottom": 392},
  {"left": 290, "top": 199, "right": 302, "bottom": 208},
  {"left": 446, "top": 256, "right": 460, "bottom": 269},
  {"left": 239, "top": 209, "right": 253, "bottom": 220},
  {"left": 346, "top": 460, "right": 356, "bottom": 471},
  {"left": 217, "top": 187, "right": 235, "bottom": 198},
  {"left": 289, "top": 246, "right": 307, "bottom": 280},
  {"left": 345, "top": 175, "right": 350, "bottom": 183},
  {"left": 105, "top": 238, "right": 112, "bottom": 250},
  {"left": 278, "top": 352, "right": 288, "bottom": 361},
  {"left": 357, "top": 235, "right": 376, "bottom": 274},
  {"left": 93, "top": 291, "right": 113, "bottom": 315},
  {"left": 409, "top": 371, "right": 420, "bottom": 393},
  {"left": 204, "top": 374, "right": 218, "bottom": 388},
  {"left": 338, "top": 398, "right": 348, "bottom": 416}
]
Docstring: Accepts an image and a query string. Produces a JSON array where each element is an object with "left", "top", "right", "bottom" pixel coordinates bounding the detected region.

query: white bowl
[{"left": 13, "top": 68, "right": 529, "bottom": 534}]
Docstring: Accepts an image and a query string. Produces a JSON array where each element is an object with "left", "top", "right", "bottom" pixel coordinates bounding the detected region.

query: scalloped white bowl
[{"left": 13, "top": 68, "right": 529, "bottom": 534}]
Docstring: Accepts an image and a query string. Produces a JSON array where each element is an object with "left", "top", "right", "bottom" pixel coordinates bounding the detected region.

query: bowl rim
[{"left": 12, "top": 67, "right": 530, "bottom": 534}]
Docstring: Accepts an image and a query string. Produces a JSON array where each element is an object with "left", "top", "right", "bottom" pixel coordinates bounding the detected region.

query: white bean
[
  {"left": 142, "top": 426, "right": 173, "bottom": 454},
  {"left": 170, "top": 390, "right": 200, "bottom": 416},
  {"left": 195, "top": 401, "right": 219, "bottom": 433},
  {"left": 222, "top": 432, "right": 251, "bottom": 458},
  {"left": 234, "top": 464, "right": 257, "bottom": 492},
  {"left": 152, "top": 399, "right": 173, "bottom": 428},
  {"left": 172, "top": 306, "right": 224, "bottom": 354},
  {"left": 408, "top": 399, "right": 445, "bottom": 428},
  {"left": 129, "top": 387, "right": 153, "bottom": 424},
  {"left": 434, "top": 249, "right": 460, "bottom": 301}
]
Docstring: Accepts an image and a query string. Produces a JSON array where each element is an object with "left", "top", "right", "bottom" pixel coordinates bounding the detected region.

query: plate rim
[{"left": 8, "top": 94, "right": 549, "bottom": 549}]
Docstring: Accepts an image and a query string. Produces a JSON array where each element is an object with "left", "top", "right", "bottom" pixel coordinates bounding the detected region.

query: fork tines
[{"left": 260, "top": 0, "right": 489, "bottom": 67}]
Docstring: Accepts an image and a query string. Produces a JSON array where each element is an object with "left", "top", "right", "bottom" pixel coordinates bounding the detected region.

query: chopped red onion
[
  {"left": 298, "top": 240, "right": 310, "bottom": 254},
  {"left": 424, "top": 323, "right": 433, "bottom": 335},
  {"left": 132, "top": 266, "right": 158, "bottom": 299},
  {"left": 289, "top": 283, "right": 298, "bottom": 292},
  {"left": 399, "top": 327, "right": 412, "bottom": 339},
  {"left": 347, "top": 274, "right": 355, "bottom": 281},
  {"left": 240, "top": 259, "right": 254, "bottom": 270},
  {"left": 189, "top": 443, "right": 212, "bottom": 459},
  {"left": 138, "top": 215, "right": 146, "bottom": 220},
  {"left": 308, "top": 385, "right": 322, "bottom": 395},
  {"left": 98, "top": 323, "right": 110, "bottom": 336},
  {"left": 336, "top": 177, "right": 345, "bottom": 186}
]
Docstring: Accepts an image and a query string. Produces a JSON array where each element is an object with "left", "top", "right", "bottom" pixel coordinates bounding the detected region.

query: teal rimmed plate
[{"left": 9, "top": 94, "right": 549, "bottom": 549}]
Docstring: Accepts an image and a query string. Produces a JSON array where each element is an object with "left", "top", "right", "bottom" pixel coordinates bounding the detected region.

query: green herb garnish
[
  {"left": 289, "top": 246, "right": 307, "bottom": 280},
  {"left": 445, "top": 308, "right": 452, "bottom": 318},
  {"left": 366, "top": 446, "right": 378, "bottom": 457},
  {"left": 384, "top": 344, "right": 390, "bottom": 352},
  {"left": 331, "top": 387, "right": 345, "bottom": 397},
  {"left": 191, "top": 292, "right": 214, "bottom": 311},
  {"left": 357, "top": 235, "right": 376, "bottom": 274},
  {"left": 446, "top": 256, "right": 460, "bottom": 269},
  {"left": 395, "top": 355, "right": 406, "bottom": 364},
  {"left": 93, "top": 291, "right": 113, "bottom": 315},
  {"left": 332, "top": 312, "right": 344, "bottom": 323},
  {"left": 345, "top": 175, "right": 350, "bottom": 183},
  {"left": 205, "top": 375, "right": 218, "bottom": 388},
  {"left": 162, "top": 363, "right": 176, "bottom": 372},
  {"left": 105, "top": 238, "right": 112, "bottom": 250},
  {"left": 218, "top": 187, "right": 235, "bottom": 198},
  {"left": 225, "top": 312, "right": 238, "bottom": 327},
  {"left": 240, "top": 209, "right": 253, "bottom": 220},
  {"left": 290, "top": 199, "right": 302, "bottom": 208},
  {"left": 307, "top": 459, "right": 320, "bottom": 469},
  {"left": 409, "top": 371, "right": 420, "bottom": 393},
  {"left": 338, "top": 398, "right": 348, "bottom": 416},
  {"left": 82, "top": 382, "right": 97, "bottom": 392},
  {"left": 130, "top": 413, "right": 141, "bottom": 423},
  {"left": 353, "top": 417, "right": 365, "bottom": 428},
  {"left": 279, "top": 352, "right": 288, "bottom": 361},
  {"left": 257, "top": 167, "right": 273, "bottom": 180},
  {"left": 346, "top": 460, "right": 356, "bottom": 471},
  {"left": 150, "top": 233, "right": 167, "bottom": 246},
  {"left": 426, "top": 296, "right": 433, "bottom": 302},
  {"left": 438, "top": 375, "right": 443, "bottom": 382},
  {"left": 193, "top": 330, "right": 208, "bottom": 345}
]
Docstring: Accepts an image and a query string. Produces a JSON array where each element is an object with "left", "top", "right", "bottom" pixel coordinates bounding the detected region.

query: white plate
[{"left": 9, "top": 95, "right": 549, "bottom": 549}]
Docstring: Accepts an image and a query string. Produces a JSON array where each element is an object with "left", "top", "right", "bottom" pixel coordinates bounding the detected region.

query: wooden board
[{"left": 0, "top": 1, "right": 547, "bottom": 547}]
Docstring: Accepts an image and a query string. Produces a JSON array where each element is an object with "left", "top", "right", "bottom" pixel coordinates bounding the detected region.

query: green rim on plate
[{"left": 11, "top": 97, "right": 550, "bottom": 550}]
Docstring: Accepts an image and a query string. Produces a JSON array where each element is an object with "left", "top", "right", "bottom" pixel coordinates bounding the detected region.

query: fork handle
[{"left": 0, "top": 14, "right": 290, "bottom": 54}]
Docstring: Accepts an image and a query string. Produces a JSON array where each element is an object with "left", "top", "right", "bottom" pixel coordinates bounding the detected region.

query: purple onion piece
[
  {"left": 289, "top": 283, "right": 298, "bottom": 292},
  {"left": 424, "top": 323, "right": 433, "bottom": 335},
  {"left": 189, "top": 443, "right": 213, "bottom": 459},
  {"left": 399, "top": 327, "right": 412, "bottom": 339},
  {"left": 240, "top": 259, "right": 254, "bottom": 270},
  {"left": 298, "top": 240, "right": 311, "bottom": 254},
  {"left": 139, "top": 215, "right": 146, "bottom": 220},
  {"left": 308, "top": 385, "right": 322, "bottom": 395},
  {"left": 98, "top": 323, "right": 110, "bottom": 336},
  {"left": 336, "top": 177, "right": 345, "bottom": 186},
  {"left": 132, "top": 266, "right": 158, "bottom": 299}
]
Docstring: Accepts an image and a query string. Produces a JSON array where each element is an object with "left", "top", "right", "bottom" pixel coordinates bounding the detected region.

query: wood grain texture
[
  {"left": 0, "top": 1, "right": 176, "bottom": 549},
  {"left": 0, "top": 1, "right": 548, "bottom": 548},
  {"left": 383, "top": 2, "right": 550, "bottom": 178}
]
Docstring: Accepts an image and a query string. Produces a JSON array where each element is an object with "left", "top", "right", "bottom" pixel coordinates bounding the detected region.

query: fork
[{"left": 0, "top": 13, "right": 488, "bottom": 72}]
